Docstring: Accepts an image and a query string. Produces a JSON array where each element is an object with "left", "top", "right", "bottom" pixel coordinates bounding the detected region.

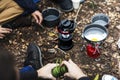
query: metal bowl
[
  {"left": 82, "top": 24, "right": 108, "bottom": 42},
  {"left": 91, "top": 13, "right": 109, "bottom": 27}
]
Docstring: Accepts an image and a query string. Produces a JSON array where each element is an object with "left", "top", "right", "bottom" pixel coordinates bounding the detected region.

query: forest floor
[{"left": 0, "top": 0, "right": 120, "bottom": 80}]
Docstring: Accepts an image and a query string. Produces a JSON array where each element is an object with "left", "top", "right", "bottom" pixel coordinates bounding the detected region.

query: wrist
[
  {"left": 37, "top": 69, "right": 42, "bottom": 77},
  {"left": 76, "top": 74, "right": 87, "bottom": 80}
]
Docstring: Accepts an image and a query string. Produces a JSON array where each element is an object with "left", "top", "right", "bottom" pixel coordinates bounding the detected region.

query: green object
[
  {"left": 52, "top": 65, "right": 68, "bottom": 78},
  {"left": 94, "top": 74, "right": 99, "bottom": 80}
]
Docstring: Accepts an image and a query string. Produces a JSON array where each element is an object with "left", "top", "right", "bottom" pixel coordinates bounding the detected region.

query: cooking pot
[
  {"left": 91, "top": 13, "right": 109, "bottom": 27},
  {"left": 42, "top": 8, "right": 60, "bottom": 28},
  {"left": 82, "top": 24, "right": 108, "bottom": 42}
]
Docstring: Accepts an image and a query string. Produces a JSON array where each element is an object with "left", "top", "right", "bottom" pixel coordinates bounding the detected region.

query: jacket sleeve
[
  {"left": 14, "top": 0, "right": 38, "bottom": 14},
  {"left": 20, "top": 69, "right": 38, "bottom": 80},
  {"left": 78, "top": 77, "right": 90, "bottom": 80}
]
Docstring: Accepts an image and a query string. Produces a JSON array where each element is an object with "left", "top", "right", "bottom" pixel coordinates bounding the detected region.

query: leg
[
  {"left": 24, "top": 43, "right": 43, "bottom": 70},
  {"left": 0, "top": 1, "right": 24, "bottom": 24},
  {"left": 20, "top": 66, "right": 38, "bottom": 80},
  {"left": 52, "top": 0, "right": 73, "bottom": 12},
  {"left": 19, "top": 43, "right": 43, "bottom": 80},
  {"left": 33, "top": 0, "right": 41, "bottom": 3}
]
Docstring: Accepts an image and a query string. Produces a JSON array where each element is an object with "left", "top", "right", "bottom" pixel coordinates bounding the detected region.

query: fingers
[
  {"left": 68, "top": 59, "right": 73, "bottom": 63},
  {"left": 33, "top": 14, "right": 39, "bottom": 23},
  {"left": 37, "top": 13, "right": 43, "bottom": 24},
  {"left": 0, "top": 27, "right": 12, "bottom": 39},
  {"left": 0, "top": 33, "right": 5, "bottom": 39},
  {"left": 49, "top": 74, "right": 56, "bottom": 80},
  {"left": 64, "top": 73, "right": 70, "bottom": 77},
  {"left": 68, "top": 59, "right": 76, "bottom": 65},
  {"left": 48, "top": 63, "right": 58, "bottom": 68},
  {"left": 51, "top": 77, "right": 56, "bottom": 80},
  {"left": 0, "top": 28, "right": 12, "bottom": 34},
  {"left": 45, "top": 63, "right": 59, "bottom": 70},
  {"left": 62, "top": 61, "right": 70, "bottom": 68},
  {"left": 32, "top": 11, "right": 43, "bottom": 25}
]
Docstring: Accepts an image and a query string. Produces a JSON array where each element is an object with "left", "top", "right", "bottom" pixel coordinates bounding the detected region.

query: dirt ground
[{"left": 0, "top": 0, "right": 120, "bottom": 80}]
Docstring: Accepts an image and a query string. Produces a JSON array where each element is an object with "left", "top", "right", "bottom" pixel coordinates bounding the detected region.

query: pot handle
[{"left": 81, "top": 33, "right": 85, "bottom": 39}]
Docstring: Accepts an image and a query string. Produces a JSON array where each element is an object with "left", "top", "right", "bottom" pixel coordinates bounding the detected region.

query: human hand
[
  {"left": 37, "top": 63, "right": 57, "bottom": 80},
  {"left": 62, "top": 59, "right": 87, "bottom": 79},
  {"left": 32, "top": 10, "right": 43, "bottom": 25},
  {"left": 0, "top": 26, "right": 12, "bottom": 39}
]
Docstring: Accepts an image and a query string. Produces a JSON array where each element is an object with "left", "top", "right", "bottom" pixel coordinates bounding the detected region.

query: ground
[{"left": 0, "top": 0, "right": 120, "bottom": 80}]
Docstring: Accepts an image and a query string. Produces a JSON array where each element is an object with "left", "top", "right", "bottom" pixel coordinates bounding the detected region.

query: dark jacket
[
  {"left": 79, "top": 77, "right": 90, "bottom": 80},
  {"left": 20, "top": 70, "right": 90, "bottom": 80},
  {"left": 14, "top": 0, "right": 38, "bottom": 15}
]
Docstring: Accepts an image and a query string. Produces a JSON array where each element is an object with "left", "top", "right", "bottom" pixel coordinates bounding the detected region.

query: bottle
[
  {"left": 52, "top": 65, "right": 68, "bottom": 78},
  {"left": 86, "top": 44, "right": 100, "bottom": 58}
]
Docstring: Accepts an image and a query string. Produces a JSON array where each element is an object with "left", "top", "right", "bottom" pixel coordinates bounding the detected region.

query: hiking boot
[
  {"left": 2, "top": 15, "right": 32, "bottom": 29},
  {"left": 52, "top": 0, "right": 73, "bottom": 12},
  {"left": 24, "top": 43, "right": 43, "bottom": 70}
]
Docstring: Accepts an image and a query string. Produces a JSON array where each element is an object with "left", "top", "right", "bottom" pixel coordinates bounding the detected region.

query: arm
[
  {"left": 20, "top": 63, "right": 57, "bottom": 80},
  {"left": 37, "top": 63, "right": 56, "bottom": 80},
  {"left": 14, "top": 0, "right": 43, "bottom": 24},
  {"left": 14, "top": 0, "right": 38, "bottom": 14},
  {"left": 19, "top": 66, "right": 38, "bottom": 80}
]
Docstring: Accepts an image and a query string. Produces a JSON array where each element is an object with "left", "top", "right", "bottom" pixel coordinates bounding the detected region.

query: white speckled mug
[
  {"left": 102, "top": 74, "right": 118, "bottom": 80},
  {"left": 72, "top": 0, "right": 80, "bottom": 9}
]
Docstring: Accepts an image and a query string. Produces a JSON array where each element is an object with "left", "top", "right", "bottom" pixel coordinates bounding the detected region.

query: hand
[
  {"left": 0, "top": 26, "right": 12, "bottom": 39},
  {"left": 62, "top": 59, "right": 87, "bottom": 79},
  {"left": 37, "top": 63, "right": 57, "bottom": 80},
  {"left": 32, "top": 10, "right": 43, "bottom": 25}
]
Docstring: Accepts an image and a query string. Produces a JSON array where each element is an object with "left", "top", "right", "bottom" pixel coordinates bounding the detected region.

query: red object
[
  {"left": 57, "top": 28, "right": 69, "bottom": 34},
  {"left": 86, "top": 44, "right": 100, "bottom": 58}
]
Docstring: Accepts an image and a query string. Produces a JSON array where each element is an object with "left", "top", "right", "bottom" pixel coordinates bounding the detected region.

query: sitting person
[
  {"left": 0, "top": 0, "right": 73, "bottom": 39},
  {"left": 0, "top": 0, "right": 43, "bottom": 39},
  {"left": 0, "top": 43, "right": 90, "bottom": 80}
]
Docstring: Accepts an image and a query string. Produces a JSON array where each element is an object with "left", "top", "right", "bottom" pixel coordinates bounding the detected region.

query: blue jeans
[
  {"left": 33, "top": 0, "right": 40, "bottom": 3},
  {"left": 20, "top": 66, "right": 35, "bottom": 73}
]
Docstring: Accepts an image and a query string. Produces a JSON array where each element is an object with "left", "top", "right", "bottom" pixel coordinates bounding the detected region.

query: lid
[
  {"left": 102, "top": 74, "right": 118, "bottom": 80},
  {"left": 58, "top": 19, "right": 76, "bottom": 34},
  {"left": 61, "top": 19, "right": 71, "bottom": 28}
]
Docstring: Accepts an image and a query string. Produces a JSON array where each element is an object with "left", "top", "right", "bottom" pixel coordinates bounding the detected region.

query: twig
[
  {"left": 56, "top": 47, "right": 67, "bottom": 55},
  {"left": 40, "top": 24, "right": 45, "bottom": 29},
  {"left": 117, "top": 57, "right": 120, "bottom": 77},
  {"left": 74, "top": 4, "right": 83, "bottom": 22}
]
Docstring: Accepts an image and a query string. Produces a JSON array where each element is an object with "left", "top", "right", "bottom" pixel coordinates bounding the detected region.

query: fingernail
[{"left": 0, "top": 37, "right": 3, "bottom": 39}]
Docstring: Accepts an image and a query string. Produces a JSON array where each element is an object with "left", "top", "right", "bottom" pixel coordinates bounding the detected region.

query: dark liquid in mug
[{"left": 44, "top": 15, "right": 57, "bottom": 21}]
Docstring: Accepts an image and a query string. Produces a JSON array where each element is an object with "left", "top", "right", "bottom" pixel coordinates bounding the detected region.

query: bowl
[
  {"left": 42, "top": 8, "right": 60, "bottom": 28},
  {"left": 82, "top": 24, "right": 108, "bottom": 42},
  {"left": 91, "top": 13, "right": 109, "bottom": 27}
]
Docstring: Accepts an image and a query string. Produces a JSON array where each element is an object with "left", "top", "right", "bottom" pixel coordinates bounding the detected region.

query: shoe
[
  {"left": 52, "top": 0, "right": 73, "bottom": 12},
  {"left": 2, "top": 15, "right": 32, "bottom": 29},
  {"left": 24, "top": 43, "right": 43, "bottom": 70}
]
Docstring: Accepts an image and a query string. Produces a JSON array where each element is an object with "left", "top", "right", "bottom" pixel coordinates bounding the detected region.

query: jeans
[
  {"left": 33, "top": 0, "right": 41, "bottom": 3},
  {"left": 20, "top": 66, "right": 35, "bottom": 73}
]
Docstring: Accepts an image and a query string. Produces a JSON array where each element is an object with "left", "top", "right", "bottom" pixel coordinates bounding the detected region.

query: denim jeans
[
  {"left": 20, "top": 66, "right": 35, "bottom": 75},
  {"left": 33, "top": 0, "right": 41, "bottom": 3}
]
